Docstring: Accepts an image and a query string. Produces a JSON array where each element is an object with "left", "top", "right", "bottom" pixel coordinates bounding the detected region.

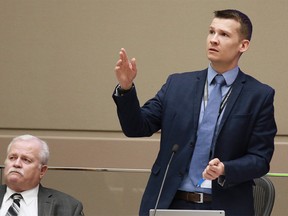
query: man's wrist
[{"left": 116, "top": 84, "right": 134, "bottom": 96}]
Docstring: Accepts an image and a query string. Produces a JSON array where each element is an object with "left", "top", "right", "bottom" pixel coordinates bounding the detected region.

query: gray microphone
[{"left": 153, "top": 144, "right": 179, "bottom": 216}]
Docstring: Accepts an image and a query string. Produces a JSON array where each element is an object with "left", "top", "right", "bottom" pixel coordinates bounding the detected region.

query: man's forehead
[
  {"left": 210, "top": 18, "right": 240, "bottom": 27},
  {"left": 9, "top": 140, "right": 40, "bottom": 154},
  {"left": 209, "top": 18, "right": 241, "bottom": 34}
]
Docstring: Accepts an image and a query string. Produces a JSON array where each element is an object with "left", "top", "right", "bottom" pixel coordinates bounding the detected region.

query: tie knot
[
  {"left": 11, "top": 193, "right": 22, "bottom": 201},
  {"left": 214, "top": 75, "right": 225, "bottom": 86}
]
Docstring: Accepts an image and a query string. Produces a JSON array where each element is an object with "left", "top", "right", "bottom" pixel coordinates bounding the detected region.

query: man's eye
[
  {"left": 23, "top": 158, "right": 32, "bottom": 164},
  {"left": 9, "top": 156, "right": 16, "bottom": 160}
]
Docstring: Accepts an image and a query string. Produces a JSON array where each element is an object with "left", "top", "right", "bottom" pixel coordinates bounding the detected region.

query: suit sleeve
[
  {"left": 112, "top": 78, "right": 170, "bottom": 137},
  {"left": 73, "top": 202, "right": 84, "bottom": 216}
]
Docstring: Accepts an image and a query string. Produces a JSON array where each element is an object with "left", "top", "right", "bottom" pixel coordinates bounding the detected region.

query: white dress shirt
[{"left": 0, "top": 185, "right": 39, "bottom": 216}]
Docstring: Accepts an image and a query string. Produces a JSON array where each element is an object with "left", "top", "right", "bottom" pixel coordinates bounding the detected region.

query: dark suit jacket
[
  {"left": 0, "top": 184, "right": 84, "bottom": 216},
  {"left": 113, "top": 69, "right": 277, "bottom": 216}
]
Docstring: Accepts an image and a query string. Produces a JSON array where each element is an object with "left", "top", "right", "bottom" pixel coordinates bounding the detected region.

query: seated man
[{"left": 0, "top": 134, "right": 84, "bottom": 216}]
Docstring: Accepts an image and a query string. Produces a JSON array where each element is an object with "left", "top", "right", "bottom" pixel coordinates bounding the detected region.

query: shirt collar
[
  {"left": 5, "top": 185, "right": 39, "bottom": 205},
  {"left": 207, "top": 64, "right": 239, "bottom": 86}
]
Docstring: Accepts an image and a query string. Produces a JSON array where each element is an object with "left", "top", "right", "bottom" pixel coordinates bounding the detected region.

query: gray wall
[
  {"left": 0, "top": 0, "right": 287, "bottom": 133},
  {"left": 0, "top": 1, "right": 287, "bottom": 215}
]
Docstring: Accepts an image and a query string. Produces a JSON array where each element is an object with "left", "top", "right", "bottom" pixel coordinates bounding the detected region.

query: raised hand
[{"left": 114, "top": 48, "right": 137, "bottom": 90}]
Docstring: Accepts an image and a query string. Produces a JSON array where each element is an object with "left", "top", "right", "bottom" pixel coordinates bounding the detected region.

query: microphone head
[{"left": 172, "top": 144, "right": 179, "bottom": 153}]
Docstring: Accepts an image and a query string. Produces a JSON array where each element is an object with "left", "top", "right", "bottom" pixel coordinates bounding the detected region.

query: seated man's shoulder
[{"left": 40, "top": 185, "right": 82, "bottom": 204}]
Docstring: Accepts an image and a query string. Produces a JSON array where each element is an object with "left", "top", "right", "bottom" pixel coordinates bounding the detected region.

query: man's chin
[
  {"left": 207, "top": 55, "right": 219, "bottom": 62},
  {"left": 6, "top": 173, "right": 23, "bottom": 183}
]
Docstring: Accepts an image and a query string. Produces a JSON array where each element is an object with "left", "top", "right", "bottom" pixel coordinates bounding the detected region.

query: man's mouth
[
  {"left": 209, "top": 48, "right": 219, "bottom": 52},
  {"left": 9, "top": 170, "right": 24, "bottom": 176}
]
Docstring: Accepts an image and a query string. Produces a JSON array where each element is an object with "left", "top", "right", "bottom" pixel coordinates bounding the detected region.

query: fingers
[
  {"left": 119, "top": 48, "right": 128, "bottom": 63},
  {"left": 115, "top": 59, "right": 122, "bottom": 69},
  {"left": 203, "top": 170, "right": 217, "bottom": 180},
  {"left": 114, "top": 49, "right": 128, "bottom": 73},
  {"left": 115, "top": 48, "right": 134, "bottom": 69},
  {"left": 114, "top": 48, "right": 137, "bottom": 89},
  {"left": 203, "top": 158, "right": 225, "bottom": 180},
  {"left": 131, "top": 57, "right": 137, "bottom": 72},
  {"left": 208, "top": 158, "right": 220, "bottom": 166},
  {"left": 203, "top": 165, "right": 218, "bottom": 180}
]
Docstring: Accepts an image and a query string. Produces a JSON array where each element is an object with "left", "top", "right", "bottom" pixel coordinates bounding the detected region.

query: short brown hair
[{"left": 214, "top": 9, "right": 253, "bottom": 41}]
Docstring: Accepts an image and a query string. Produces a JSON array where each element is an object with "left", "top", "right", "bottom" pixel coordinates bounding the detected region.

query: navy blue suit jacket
[{"left": 113, "top": 69, "right": 277, "bottom": 216}]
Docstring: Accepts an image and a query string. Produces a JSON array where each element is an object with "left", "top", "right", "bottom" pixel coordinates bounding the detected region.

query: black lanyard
[
  {"left": 219, "top": 86, "right": 232, "bottom": 115},
  {"left": 203, "top": 79, "right": 232, "bottom": 117}
]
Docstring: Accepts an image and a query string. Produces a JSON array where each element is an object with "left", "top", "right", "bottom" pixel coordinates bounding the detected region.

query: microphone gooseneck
[{"left": 153, "top": 144, "right": 179, "bottom": 216}]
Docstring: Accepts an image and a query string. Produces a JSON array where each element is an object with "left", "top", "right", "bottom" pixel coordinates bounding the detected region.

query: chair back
[{"left": 253, "top": 176, "right": 275, "bottom": 216}]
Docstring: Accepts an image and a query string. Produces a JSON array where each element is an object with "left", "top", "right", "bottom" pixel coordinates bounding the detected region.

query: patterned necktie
[
  {"left": 6, "top": 193, "right": 22, "bottom": 216},
  {"left": 189, "top": 74, "right": 225, "bottom": 186}
]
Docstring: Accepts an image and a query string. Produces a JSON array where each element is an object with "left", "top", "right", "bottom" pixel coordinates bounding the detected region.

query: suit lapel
[
  {"left": 1, "top": 184, "right": 55, "bottom": 215},
  {"left": 217, "top": 70, "right": 246, "bottom": 133},
  {"left": 173, "top": 70, "right": 207, "bottom": 167},
  {"left": 193, "top": 70, "right": 207, "bottom": 133},
  {"left": 0, "top": 185, "right": 7, "bottom": 209},
  {"left": 38, "top": 184, "right": 53, "bottom": 216}
]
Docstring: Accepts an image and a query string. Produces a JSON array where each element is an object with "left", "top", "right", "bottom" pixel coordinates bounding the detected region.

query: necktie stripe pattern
[
  {"left": 189, "top": 74, "right": 226, "bottom": 187},
  {"left": 6, "top": 193, "right": 22, "bottom": 216}
]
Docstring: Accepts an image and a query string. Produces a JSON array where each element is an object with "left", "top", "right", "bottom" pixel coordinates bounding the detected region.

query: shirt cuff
[
  {"left": 218, "top": 175, "right": 226, "bottom": 187},
  {"left": 115, "top": 84, "right": 134, "bottom": 96}
]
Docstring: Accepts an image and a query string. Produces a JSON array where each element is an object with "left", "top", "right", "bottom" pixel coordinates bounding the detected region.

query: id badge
[{"left": 200, "top": 179, "right": 212, "bottom": 188}]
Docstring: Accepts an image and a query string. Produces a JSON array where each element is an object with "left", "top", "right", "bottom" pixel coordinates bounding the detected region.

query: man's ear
[
  {"left": 40, "top": 165, "right": 48, "bottom": 179},
  {"left": 239, "top": 39, "right": 250, "bottom": 53}
]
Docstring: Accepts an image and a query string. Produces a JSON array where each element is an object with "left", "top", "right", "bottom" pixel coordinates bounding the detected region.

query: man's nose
[
  {"left": 13, "top": 158, "right": 22, "bottom": 167},
  {"left": 210, "top": 34, "right": 219, "bottom": 44}
]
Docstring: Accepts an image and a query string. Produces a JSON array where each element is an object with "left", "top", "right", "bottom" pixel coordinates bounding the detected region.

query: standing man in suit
[
  {"left": 0, "top": 134, "right": 84, "bottom": 216},
  {"left": 113, "top": 9, "right": 277, "bottom": 216}
]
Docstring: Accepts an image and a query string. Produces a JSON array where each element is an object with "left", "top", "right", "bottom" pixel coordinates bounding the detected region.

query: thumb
[
  {"left": 130, "top": 58, "right": 137, "bottom": 72},
  {"left": 209, "top": 158, "right": 220, "bottom": 166}
]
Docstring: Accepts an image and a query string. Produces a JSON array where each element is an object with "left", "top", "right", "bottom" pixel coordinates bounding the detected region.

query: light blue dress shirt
[{"left": 178, "top": 64, "right": 238, "bottom": 193}]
